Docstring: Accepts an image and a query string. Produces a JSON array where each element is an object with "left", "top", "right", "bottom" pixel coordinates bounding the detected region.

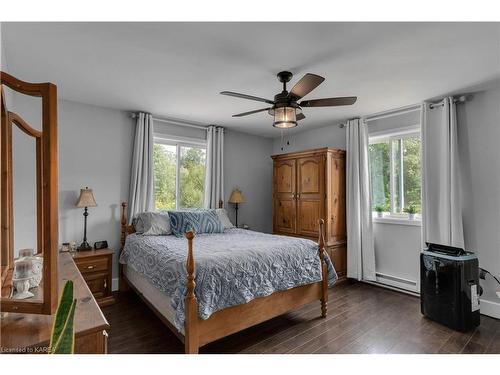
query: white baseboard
[
  {"left": 374, "top": 272, "right": 419, "bottom": 293},
  {"left": 112, "top": 277, "right": 119, "bottom": 292},
  {"left": 362, "top": 280, "right": 420, "bottom": 297},
  {"left": 480, "top": 298, "right": 500, "bottom": 319}
]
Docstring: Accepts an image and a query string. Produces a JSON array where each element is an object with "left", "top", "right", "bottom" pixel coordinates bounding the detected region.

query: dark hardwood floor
[{"left": 102, "top": 282, "right": 500, "bottom": 354}]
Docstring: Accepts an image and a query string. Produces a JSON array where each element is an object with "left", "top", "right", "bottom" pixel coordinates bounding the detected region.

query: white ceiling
[{"left": 2, "top": 22, "right": 499, "bottom": 137}]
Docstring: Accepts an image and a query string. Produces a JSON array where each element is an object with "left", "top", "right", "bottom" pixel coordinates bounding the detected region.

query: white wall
[
  {"left": 373, "top": 221, "right": 421, "bottom": 292},
  {"left": 224, "top": 129, "right": 273, "bottom": 233},
  {"left": 457, "top": 86, "right": 500, "bottom": 315}
]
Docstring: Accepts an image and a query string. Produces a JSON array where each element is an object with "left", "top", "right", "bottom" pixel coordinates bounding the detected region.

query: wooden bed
[{"left": 119, "top": 201, "right": 329, "bottom": 354}]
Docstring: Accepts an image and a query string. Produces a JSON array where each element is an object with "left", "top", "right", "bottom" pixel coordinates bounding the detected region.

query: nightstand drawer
[
  {"left": 83, "top": 272, "right": 108, "bottom": 298},
  {"left": 76, "top": 257, "right": 108, "bottom": 274}
]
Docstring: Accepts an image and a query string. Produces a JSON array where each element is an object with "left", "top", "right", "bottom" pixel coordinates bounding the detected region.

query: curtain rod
[
  {"left": 428, "top": 95, "right": 469, "bottom": 109},
  {"left": 130, "top": 112, "right": 210, "bottom": 130}
]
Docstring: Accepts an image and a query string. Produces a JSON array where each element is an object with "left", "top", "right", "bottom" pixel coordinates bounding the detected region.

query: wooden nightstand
[{"left": 72, "top": 248, "right": 115, "bottom": 307}]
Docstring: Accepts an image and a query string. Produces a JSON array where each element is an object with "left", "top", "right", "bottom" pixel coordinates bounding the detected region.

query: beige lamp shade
[
  {"left": 75, "top": 187, "right": 97, "bottom": 208},
  {"left": 229, "top": 189, "right": 245, "bottom": 204}
]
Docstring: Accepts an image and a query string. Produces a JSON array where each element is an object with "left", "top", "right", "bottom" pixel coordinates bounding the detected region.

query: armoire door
[
  {"left": 273, "top": 159, "right": 296, "bottom": 234},
  {"left": 296, "top": 155, "right": 325, "bottom": 238},
  {"left": 329, "top": 153, "right": 346, "bottom": 244}
]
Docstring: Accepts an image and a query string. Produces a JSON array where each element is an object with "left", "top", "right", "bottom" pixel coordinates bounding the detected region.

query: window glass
[
  {"left": 392, "top": 138, "right": 403, "bottom": 213},
  {"left": 153, "top": 143, "right": 177, "bottom": 210},
  {"left": 369, "top": 141, "right": 390, "bottom": 211},
  {"left": 403, "top": 136, "right": 421, "bottom": 213},
  {"left": 153, "top": 140, "right": 207, "bottom": 210},
  {"left": 369, "top": 133, "right": 421, "bottom": 217},
  {"left": 179, "top": 145, "right": 206, "bottom": 209}
]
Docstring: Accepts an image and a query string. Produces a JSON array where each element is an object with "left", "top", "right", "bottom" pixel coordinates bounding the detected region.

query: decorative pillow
[
  {"left": 168, "top": 210, "right": 224, "bottom": 237},
  {"left": 216, "top": 208, "right": 234, "bottom": 229},
  {"left": 133, "top": 212, "right": 171, "bottom": 235}
]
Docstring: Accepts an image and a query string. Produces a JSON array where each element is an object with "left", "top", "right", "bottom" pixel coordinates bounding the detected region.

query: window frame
[
  {"left": 369, "top": 129, "right": 421, "bottom": 220},
  {"left": 153, "top": 134, "right": 207, "bottom": 210}
]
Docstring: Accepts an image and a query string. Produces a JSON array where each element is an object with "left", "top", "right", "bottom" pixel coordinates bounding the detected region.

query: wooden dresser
[
  {"left": 272, "top": 147, "right": 347, "bottom": 280},
  {"left": 0, "top": 253, "right": 109, "bottom": 354},
  {"left": 73, "top": 249, "right": 115, "bottom": 307}
]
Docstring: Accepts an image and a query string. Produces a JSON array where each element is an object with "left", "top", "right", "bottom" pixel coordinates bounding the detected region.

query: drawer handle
[{"left": 87, "top": 265, "right": 95, "bottom": 270}]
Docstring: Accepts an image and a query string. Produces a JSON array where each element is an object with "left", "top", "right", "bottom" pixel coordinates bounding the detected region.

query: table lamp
[
  {"left": 228, "top": 188, "right": 245, "bottom": 228},
  {"left": 76, "top": 187, "right": 97, "bottom": 251}
]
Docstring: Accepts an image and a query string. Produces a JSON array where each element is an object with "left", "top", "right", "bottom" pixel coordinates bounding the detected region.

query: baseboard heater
[{"left": 376, "top": 272, "right": 417, "bottom": 287}]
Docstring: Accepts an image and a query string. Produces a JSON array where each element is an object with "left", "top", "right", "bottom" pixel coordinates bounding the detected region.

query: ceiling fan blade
[
  {"left": 221, "top": 91, "right": 274, "bottom": 105},
  {"left": 300, "top": 96, "right": 357, "bottom": 107},
  {"left": 289, "top": 73, "right": 325, "bottom": 100},
  {"left": 296, "top": 113, "right": 306, "bottom": 121},
  {"left": 232, "top": 107, "right": 272, "bottom": 117}
]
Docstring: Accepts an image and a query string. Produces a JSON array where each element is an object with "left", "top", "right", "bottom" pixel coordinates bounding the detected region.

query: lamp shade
[
  {"left": 273, "top": 106, "right": 298, "bottom": 129},
  {"left": 228, "top": 189, "right": 245, "bottom": 204},
  {"left": 75, "top": 187, "right": 97, "bottom": 208}
]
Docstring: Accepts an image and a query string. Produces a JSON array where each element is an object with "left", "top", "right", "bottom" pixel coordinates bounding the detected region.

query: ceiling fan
[{"left": 220, "top": 71, "right": 357, "bottom": 129}]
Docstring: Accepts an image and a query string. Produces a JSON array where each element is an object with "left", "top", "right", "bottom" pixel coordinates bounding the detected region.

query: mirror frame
[{"left": 1, "top": 71, "right": 59, "bottom": 315}]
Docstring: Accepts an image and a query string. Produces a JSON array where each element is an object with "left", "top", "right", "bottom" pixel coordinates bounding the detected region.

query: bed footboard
[
  {"left": 318, "top": 219, "right": 328, "bottom": 318},
  {"left": 184, "top": 231, "right": 199, "bottom": 354},
  {"left": 182, "top": 219, "right": 328, "bottom": 354}
]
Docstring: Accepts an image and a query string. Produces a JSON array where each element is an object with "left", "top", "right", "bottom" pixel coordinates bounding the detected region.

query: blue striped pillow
[{"left": 168, "top": 210, "right": 224, "bottom": 237}]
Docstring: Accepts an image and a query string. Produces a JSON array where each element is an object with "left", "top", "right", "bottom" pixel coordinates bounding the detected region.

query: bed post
[
  {"left": 184, "top": 231, "right": 199, "bottom": 354},
  {"left": 318, "top": 219, "right": 328, "bottom": 318},
  {"left": 119, "top": 202, "right": 130, "bottom": 292}
]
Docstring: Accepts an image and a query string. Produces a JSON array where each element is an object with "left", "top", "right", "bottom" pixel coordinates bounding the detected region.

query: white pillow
[
  {"left": 134, "top": 212, "right": 171, "bottom": 235},
  {"left": 216, "top": 208, "right": 234, "bottom": 229}
]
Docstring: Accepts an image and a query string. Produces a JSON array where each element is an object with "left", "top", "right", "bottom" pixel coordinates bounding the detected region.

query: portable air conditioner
[{"left": 420, "top": 243, "right": 480, "bottom": 332}]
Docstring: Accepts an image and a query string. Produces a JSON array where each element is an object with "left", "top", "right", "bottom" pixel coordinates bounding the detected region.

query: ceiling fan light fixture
[{"left": 273, "top": 106, "right": 298, "bottom": 129}]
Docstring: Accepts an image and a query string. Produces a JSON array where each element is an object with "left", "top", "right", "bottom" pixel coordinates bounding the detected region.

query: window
[
  {"left": 369, "top": 132, "right": 421, "bottom": 217},
  {"left": 153, "top": 138, "right": 206, "bottom": 210}
]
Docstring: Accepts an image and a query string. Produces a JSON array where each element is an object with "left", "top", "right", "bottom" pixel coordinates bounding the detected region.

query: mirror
[{"left": 1, "top": 72, "right": 59, "bottom": 314}]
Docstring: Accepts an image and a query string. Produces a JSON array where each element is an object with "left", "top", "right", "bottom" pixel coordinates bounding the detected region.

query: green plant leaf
[
  {"left": 49, "top": 280, "right": 74, "bottom": 353},
  {"left": 51, "top": 299, "right": 76, "bottom": 354}
]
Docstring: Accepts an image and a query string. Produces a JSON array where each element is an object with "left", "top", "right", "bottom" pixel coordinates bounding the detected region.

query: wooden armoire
[{"left": 272, "top": 147, "right": 347, "bottom": 280}]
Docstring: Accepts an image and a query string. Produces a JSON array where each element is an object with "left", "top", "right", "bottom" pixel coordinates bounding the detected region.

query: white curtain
[
  {"left": 204, "top": 125, "right": 224, "bottom": 209},
  {"left": 422, "top": 98, "right": 464, "bottom": 248},
  {"left": 128, "top": 112, "right": 154, "bottom": 223},
  {"left": 346, "top": 118, "right": 376, "bottom": 281}
]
